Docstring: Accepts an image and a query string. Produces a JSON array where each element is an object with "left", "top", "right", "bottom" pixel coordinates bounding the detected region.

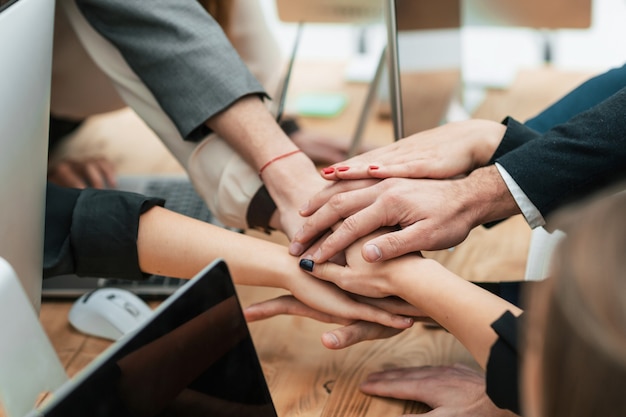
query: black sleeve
[
  {"left": 486, "top": 311, "right": 524, "bottom": 414},
  {"left": 44, "top": 183, "right": 164, "bottom": 280},
  {"left": 473, "top": 281, "right": 536, "bottom": 308},
  {"left": 494, "top": 88, "right": 626, "bottom": 220}
]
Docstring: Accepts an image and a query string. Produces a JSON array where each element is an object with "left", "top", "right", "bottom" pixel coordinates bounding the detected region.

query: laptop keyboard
[{"left": 145, "top": 180, "right": 216, "bottom": 223}]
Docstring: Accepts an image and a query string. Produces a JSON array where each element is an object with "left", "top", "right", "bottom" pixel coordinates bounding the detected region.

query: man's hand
[
  {"left": 360, "top": 364, "right": 519, "bottom": 417},
  {"left": 289, "top": 177, "right": 475, "bottom": 262},
  {"left": 290, "top": 166, "right": 518, "bottom": 263},
  {"left": 319, "top": 120, "right": 506, "bottom": 181}
]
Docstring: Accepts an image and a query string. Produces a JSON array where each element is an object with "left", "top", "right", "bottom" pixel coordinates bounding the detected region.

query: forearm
[
  {"left": 204, "top": 95, "right": 326, "bottom": 236},
  {"left": 393, "top": 259, "right": 522, "bottom": 368},
  {"left": 136, "top": 206, "right": 294, "bottom": 288}
]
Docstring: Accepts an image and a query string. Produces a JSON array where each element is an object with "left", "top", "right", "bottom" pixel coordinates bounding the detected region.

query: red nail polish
[
  {"left": 337, "top": 166, "right": 350, "bottom": 172},
  {"left": 322, "top": 167, "right": 335, "bottom": 175},
  {"left": 369, "top": 165, "right": 379, "bottom": 170}
]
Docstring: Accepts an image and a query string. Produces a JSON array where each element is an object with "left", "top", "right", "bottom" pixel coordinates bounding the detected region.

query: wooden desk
[{"left": 34, "top": 64, "right": 595, "bottom": 417}]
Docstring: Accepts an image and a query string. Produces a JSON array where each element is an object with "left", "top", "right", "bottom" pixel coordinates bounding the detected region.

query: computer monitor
[{"left": 0, "top": 0, "right": 55, "bottom": 312}]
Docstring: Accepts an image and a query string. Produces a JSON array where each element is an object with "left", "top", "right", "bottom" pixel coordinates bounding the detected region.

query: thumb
[{"left": 363, "top": 229, "right": 421, "bottom": 262}]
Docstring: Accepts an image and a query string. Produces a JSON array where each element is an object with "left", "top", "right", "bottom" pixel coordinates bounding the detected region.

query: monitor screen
[{"left": 0, "top": 0, "right": 54, "bottom": 311}]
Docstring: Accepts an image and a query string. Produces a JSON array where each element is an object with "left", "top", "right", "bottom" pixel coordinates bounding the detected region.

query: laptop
[{"left": 28, "top": 259, "right": 279, "bottom": 417}]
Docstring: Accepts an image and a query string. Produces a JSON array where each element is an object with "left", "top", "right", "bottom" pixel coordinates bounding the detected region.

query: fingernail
[
  {"left": 323, "top": 332, "right": 340, "bottom": 348},
  {"left": 299, "top": 258, "right": 314, "bottom": 272},
  {"left": 364, "top": 244, "right": 382, "bottom": 262},
  {"left": 369, "top": 165, "right": 379, "bottom": 170},
  {"left": 336, "top": 166, "right": 350, "bottom": 172},
  {"left": 312, "top": 248, "right": 322, "bottom": 262},
  {"left": 299, "top": 201, "right": 309, "bottom": 212},
  {"left": 289, "top": 242, "right": 304, "bottom": 255},
  {"left": 322, "top": 167, "right": 335, "bottom": 175}
]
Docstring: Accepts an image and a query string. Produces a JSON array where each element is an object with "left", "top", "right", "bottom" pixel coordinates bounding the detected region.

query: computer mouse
[{"left": 68, "top": 288, "right": 153, "bottom": 341}]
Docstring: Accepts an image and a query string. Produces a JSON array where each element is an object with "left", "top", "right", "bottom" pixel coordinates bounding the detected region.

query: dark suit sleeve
[
  {"left": 486, "top": 311, "right": 523, "bottom": 414},
  {"left": 73, "top": 0, "right": 267, "bottom": 141},
  {"left": 44, "top": 183, "right": 164, "bottom": 280},
  {"left": 489, "top": 63, "right": 626, "bottom": 161},
  {"left": 524, "top": 63, "right": 626, "bottom": 133},
  {"left": 493, "top": 87, "right": 626, "bottom": 221}
]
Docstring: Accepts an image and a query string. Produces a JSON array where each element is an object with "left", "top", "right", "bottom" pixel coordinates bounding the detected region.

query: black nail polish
[{"left": 299, "top": 258, "right": 314, "bottom": 272}]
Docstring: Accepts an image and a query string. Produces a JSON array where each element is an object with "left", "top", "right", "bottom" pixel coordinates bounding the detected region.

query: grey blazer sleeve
[
  {"left": 494, "top": 87, "right": 626, "bottom": 221},
  {"left": 74, "top": 0, "right": 267, "bottom": 140}
]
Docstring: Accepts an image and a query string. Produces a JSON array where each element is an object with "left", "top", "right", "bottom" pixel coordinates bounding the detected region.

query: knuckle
[{"left": 327, "top": 193, "right": 347, "bottom": 213}]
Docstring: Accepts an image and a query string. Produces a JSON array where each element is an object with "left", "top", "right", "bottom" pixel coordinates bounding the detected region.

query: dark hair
[{"left": 526, "top": 188, "right": 626, "bottom": 417}]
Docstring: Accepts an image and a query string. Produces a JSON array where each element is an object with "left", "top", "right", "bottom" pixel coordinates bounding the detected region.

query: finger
[
  {"left": 360, "top": 367, "right": 458, "bottom": 407},
  {"left": 363, "top": 366, "right": 449, "bottom": 383},
  {"left": 362, "top": 225, "right": 435, "bottom": 263},
  {"left": 299, "top": 179, "right": 379, "bottom": 217},
  {"left": 84, "top": 161, "right": 108, "bottom": 189},
  {"left": 311, "top": 203, "right": 389, "bottom": 263},
  {"left": 292, "top": 191, "right": 381, "bottom": 260},
  {"left": 352, "top": 295, "right": 425, "bottom": 317},
  {"left": 243, "top": 295, "right": 350, "bottom": 324},
  {"left": 367, "top": 162, "right": 429, "bottom": 179},
  {"left": 48, "top": 163, "right": 88, "bottom": 189},
  {"left": 320, "top": 161, "right": 376, "bottom": 180},
  {"left": 299, "top": 257, "right": 368, "bottom": 296},
  {"left": 95, "top": 158, "right": 117, "bottom": 188},
  {"left": 321, "top": 321, "right": 404, "bottom": 349}
]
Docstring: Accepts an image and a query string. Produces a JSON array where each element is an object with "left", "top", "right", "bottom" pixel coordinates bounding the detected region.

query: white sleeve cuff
[{"left": 495, "top": 163, "right": 545, "bottom": 228}]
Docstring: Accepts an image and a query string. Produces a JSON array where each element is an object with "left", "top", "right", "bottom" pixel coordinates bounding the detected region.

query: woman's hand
[{"left": 318, "top": 119, "right": 506, "bottom": 181}]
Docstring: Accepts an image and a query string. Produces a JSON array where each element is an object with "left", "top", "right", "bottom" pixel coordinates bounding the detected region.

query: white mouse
[{"left": 68, "top": 288, "right": 153, "bottom": 341}]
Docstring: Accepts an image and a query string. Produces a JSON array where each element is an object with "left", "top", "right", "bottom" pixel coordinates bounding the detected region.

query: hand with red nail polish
[{"left": 318, "top": 119, "right": 506, "bottom": 181}]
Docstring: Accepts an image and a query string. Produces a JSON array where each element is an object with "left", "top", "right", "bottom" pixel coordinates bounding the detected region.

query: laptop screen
[{"left": 35, "top": 260, "right": 278, "bottom": 417}]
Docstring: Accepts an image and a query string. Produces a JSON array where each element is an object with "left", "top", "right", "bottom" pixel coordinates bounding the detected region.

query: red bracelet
[{"left": 258, "top": 149, "right": 302, "bottom": 177}]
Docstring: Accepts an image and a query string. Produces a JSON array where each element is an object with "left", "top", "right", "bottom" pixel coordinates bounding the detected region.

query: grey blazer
[{"left": 74, "top": 0, "right": 266, "bottom": 141}]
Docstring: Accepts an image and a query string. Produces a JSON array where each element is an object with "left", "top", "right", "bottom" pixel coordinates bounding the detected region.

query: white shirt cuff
[{"left": 495, "top": 163, "right": 545, "bottom": 228}]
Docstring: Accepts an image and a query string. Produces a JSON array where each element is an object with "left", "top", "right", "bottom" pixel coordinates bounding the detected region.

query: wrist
[
  {"left": 459, "top": 165, "right": 520, "bottom": 227},
  {"left": 262, "top": 151, "right": 326, "bottom": 210},
  {"left": 467, "top": 119, "right": 507, "bottom": 168}
]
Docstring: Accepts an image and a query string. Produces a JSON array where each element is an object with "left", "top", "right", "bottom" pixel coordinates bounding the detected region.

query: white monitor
[{"left": 0, "top": 0, "right": 55, "bottom": 311}]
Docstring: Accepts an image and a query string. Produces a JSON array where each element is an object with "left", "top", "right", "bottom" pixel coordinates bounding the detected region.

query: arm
[
  {"left": 44, "top": 183, "right": 163, "bottom": 280},
  {"left": 495, "top": 88, "right": 626, "bottom": 221},
  {"left": 298, "top": 232, "right": 522, "bottom": 369},
  {"left": 45, "top": 183, "right": 411, "bottom": 330},
  {"left": 135, "top": 204, "right": 412, "bottom": 330},
  {"left": 71, "top": 0, "right": 326, "bottom": 236}
]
